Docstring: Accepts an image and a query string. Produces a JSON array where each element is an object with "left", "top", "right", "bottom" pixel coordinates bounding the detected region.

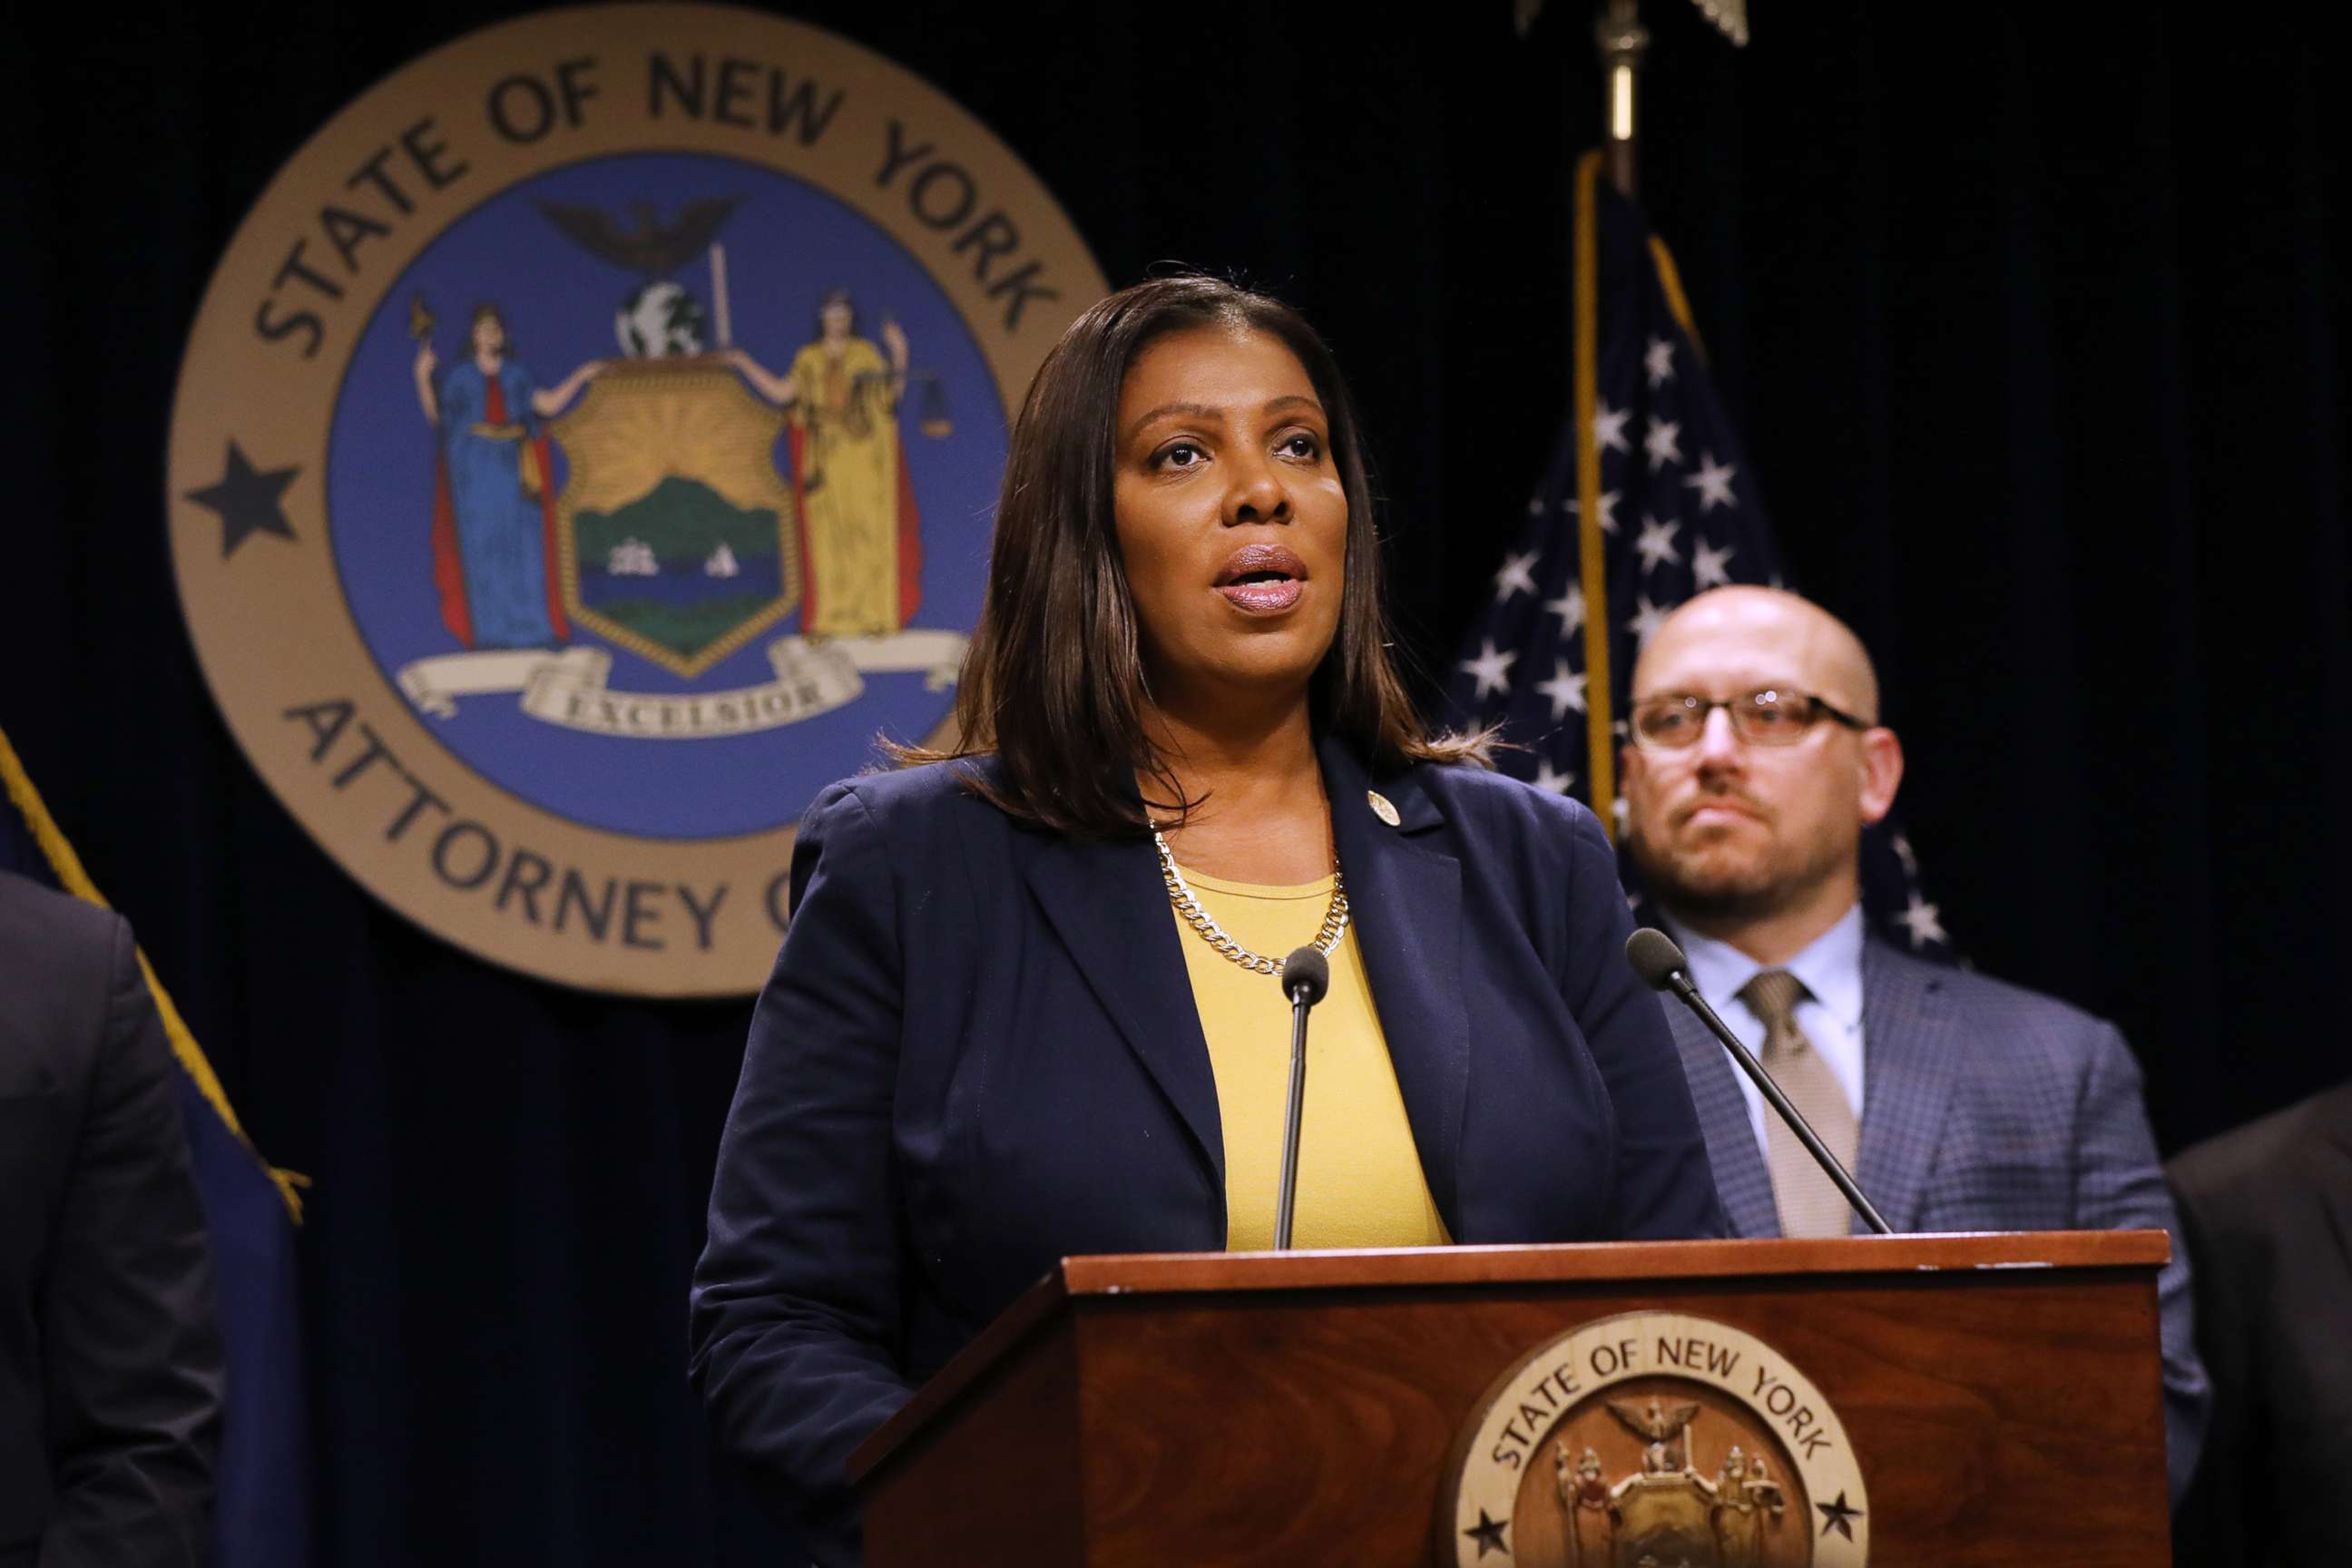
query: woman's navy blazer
[{"left": 690, "top": 737, "right": 1725, "bottom": 1563}]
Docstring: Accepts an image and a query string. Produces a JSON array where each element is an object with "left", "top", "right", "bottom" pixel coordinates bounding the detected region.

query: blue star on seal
[
  {"left": 1463, "top": 1507, "right": 1510, "bottom": 1557},
  {"left": 185, "top": 441, "right": 299, "bottom": 557},
  {"left": 1817, "top": 1489, "right": 1864, "bottom": 1540}
]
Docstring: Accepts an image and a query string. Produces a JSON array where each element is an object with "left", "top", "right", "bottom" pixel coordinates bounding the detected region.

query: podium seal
[
  {"left": 1441, "top": 1311, "right": 1869, "bottom": 1566},
  {"left": 168, "top": 4, "right": 1104, "bottom": 995}
]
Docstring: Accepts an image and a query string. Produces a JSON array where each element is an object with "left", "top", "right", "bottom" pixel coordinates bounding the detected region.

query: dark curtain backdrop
[{"left": 2, "top": 2, "right": 2341, "bottom": 1562}]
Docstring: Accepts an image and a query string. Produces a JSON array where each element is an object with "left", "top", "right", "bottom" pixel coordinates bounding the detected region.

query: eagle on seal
[
  {"left": 1606, "top": 1395, "right": 1702, "bottom": 1468},
  {"left": 536, "top": 196, "right": 742, "bottom": 278}
]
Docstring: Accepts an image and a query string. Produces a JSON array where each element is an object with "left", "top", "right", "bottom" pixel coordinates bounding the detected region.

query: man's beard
[{"left": 1628, "top": 825, "right": 1852, "bottom": 929}]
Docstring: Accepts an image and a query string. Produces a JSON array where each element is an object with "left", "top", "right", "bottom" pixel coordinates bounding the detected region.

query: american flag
[{"left": 1447, "top": 154, "right": 1953, "bottom": 959}]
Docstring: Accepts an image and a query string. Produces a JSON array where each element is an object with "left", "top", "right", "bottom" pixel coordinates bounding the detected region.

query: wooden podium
[{"left": 851, "top": 1231, "right": 2171, "bottom": 1566}]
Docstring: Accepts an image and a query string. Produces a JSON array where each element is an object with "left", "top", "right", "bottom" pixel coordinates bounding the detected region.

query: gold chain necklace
[{"left": 1152, "top": 828, "right": 1349, "bottom": 978}]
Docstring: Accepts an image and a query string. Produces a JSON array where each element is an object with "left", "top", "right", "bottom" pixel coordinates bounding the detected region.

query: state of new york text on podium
[{"left": 852, "top": 1231, "right": 2171, "bottom": 1566}]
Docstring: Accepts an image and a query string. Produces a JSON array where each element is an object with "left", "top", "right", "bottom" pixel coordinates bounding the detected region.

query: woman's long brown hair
[{"left": 897, "top": 276, "right": 1486, "bottom": 837}]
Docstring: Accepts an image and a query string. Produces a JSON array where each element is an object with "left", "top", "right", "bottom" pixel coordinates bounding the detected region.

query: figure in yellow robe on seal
[{"left": 726, "top": 289, "right": 922, "bottom": 640}]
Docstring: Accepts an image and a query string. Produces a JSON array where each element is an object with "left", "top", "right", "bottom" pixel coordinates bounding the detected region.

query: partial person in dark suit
[
  {"left": 1618, "top": 585, "right": 2209, "bottom": 1505},
  {"left": 2168, "top": 1080, "right": 2352, "bottom": 1566},
  {"left": 0, "top": 870, "right": 222, "bottom": 1567},
  {"left": 691, "top": 277, "right": 1726, "bottom": 1564}
]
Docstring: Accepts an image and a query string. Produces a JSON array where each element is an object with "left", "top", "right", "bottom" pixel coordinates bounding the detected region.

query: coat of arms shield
[{"left": 552, "top": 361, "right": 798, "bottom": 679}]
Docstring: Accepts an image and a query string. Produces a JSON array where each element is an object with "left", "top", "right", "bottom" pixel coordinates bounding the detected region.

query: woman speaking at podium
[{"left": 691, "top": 276, "right": 1724, "bottom": 1563}]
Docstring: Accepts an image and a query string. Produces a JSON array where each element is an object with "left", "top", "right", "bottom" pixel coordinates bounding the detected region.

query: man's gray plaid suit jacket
[{"left": 1663, "top": 936, "right": 2210, "bottom": 1505}]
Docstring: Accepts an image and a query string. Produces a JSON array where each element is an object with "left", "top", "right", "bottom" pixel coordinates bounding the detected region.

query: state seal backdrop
[{"left": 170, "top": 4, "right": 1106, "bottom": 995}]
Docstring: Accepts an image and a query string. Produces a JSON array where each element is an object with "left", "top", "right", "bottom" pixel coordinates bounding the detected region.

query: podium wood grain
[{"left": 855, "top": 1234, "right": 2171, "bottom": 1566}]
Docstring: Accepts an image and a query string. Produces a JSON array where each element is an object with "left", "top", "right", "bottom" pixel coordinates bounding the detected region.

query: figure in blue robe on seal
[{"left": 411, "top": 302, "right": 602, "bottom": 650}]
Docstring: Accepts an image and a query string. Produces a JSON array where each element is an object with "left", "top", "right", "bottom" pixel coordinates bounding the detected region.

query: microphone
[
  {"left": 1272, "top": 946, "right": 1331, "bottom": 1249},
  {"left": 1624, "top": 927, "right": 1892, "bottom": 1236},
  {"left": 1281, "top": 946, "right": 1329, "bottom": 1007}
]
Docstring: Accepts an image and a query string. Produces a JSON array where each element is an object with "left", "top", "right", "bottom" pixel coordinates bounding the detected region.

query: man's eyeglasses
[{"left": 1629, "top": 688, "right": 1870, "bottom": 750}]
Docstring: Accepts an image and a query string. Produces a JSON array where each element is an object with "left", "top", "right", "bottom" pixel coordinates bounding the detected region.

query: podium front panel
[{"left": 858, "top": 1233, "right": 2170, "bottom": 1567}]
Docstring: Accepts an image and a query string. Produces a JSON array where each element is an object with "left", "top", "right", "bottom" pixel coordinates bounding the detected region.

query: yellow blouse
[{"left": 1167, "top": 865, "right": 1452, "bottom": 1251}]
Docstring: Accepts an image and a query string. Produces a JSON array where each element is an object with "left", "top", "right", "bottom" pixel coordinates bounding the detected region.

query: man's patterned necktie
[{"left": 1737, "top": 968, "right": 1860, "bottom": 1239}]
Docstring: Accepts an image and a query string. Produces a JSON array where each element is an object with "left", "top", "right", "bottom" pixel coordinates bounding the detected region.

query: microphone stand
[
  {"left": 1671, "top": 973, "right": 1892, "bottom": 1235},
  {"left": 1273, "top": 987, "right": 1312, "bottom": 1250},
  {"left": 1273, "top": 946, "right": 1330, "bottom": 1250}
]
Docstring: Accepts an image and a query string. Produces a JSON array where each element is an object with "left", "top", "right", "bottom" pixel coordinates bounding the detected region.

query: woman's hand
[{"left": 534, "top": 358, "right": 605, "bottom": 418}]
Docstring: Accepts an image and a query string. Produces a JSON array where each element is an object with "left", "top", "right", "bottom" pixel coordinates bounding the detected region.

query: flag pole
[
  {"left": 1570, "top": 152, "right": 1618, "bottom": 840},
  {"left": 1587, "top": 8, "right": 1645, "bottom": 832},
  {"left": 1595, "top": 0, "right": 1650, "bottom": 198}
]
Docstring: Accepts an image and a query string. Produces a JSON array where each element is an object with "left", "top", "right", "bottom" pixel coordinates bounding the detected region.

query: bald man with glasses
[{"left": 1619, "top": 586, "right": 2209, "bottom": 1506}]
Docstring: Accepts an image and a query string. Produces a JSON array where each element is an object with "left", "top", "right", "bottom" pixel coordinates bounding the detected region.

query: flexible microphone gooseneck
[
  {"left": 1272, "top": 946, "right": 1331, "bottom": 1250},
  {"left": 1624, "top": 927, "right": 1893, "bottom": 1236}
]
